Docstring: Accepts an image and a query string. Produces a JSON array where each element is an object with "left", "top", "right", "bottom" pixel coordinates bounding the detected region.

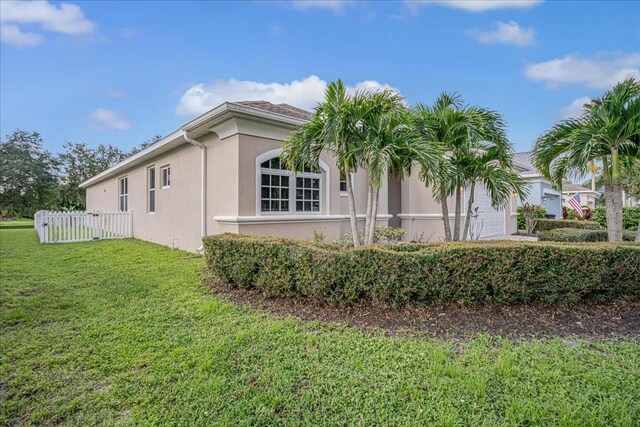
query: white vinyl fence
[{"left": 34, "top": 210, "right": 132, "bottom": 244}]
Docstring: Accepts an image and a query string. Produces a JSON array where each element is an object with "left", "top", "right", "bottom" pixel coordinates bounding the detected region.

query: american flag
[{"left": 567, "top": 193, "right": 584, "bottom": 218}]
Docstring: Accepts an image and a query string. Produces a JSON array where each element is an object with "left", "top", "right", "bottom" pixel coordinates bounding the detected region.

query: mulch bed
[{"left": 211, "top": 284, "right": 640, "bottom": 341}]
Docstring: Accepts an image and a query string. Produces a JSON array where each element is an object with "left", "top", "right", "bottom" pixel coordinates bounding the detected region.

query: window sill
[{"left": 340, "top": 191, "right": 348, "bottom": 197}]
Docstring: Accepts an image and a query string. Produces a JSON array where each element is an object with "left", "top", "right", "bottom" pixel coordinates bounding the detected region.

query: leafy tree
[
  {"left": 129, "top": 135, "right": 162, "bottom": 156},
  {"left": 58, "top": 142, "right": 128, "bottom": 209},
  {"left": 533, "top": 77, "right": 640, "bottom": 241},
  {"left": 0, "top": 130, "right": 59, "bottom": 217}
]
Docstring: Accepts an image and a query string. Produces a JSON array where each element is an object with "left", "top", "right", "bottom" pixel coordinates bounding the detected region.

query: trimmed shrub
[
  {"left": 538, "top": 228, "right": 636, "bottom": 242},
  {"left": 535, "top": 219, "right": 602, "bottom": 232},
  {"left": 204, "top": 234, "right": 640, "bottom": 306},
  {"left": 592, "top": 206, "right": 640, "bottom": 231}
]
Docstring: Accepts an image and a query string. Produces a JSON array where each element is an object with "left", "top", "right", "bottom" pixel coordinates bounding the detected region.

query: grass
[
  {"left": 1, "top": 229, "right": 638, "bottom": 426},
  {"left": 0, "top": 218, "right": 34, "bottom": 230}
]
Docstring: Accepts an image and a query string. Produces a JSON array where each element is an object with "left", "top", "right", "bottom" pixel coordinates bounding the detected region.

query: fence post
[
  {"left": 92, "top": 210, "right": 100, "bottom": 240},
  {"left": 128, "top": 210, "right": 133, "bottom": 237}
]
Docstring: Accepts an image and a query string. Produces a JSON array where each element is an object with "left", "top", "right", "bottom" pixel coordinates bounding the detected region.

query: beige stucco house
[{"left": 81, "top": 101, "right": 519, "bottom": 252}]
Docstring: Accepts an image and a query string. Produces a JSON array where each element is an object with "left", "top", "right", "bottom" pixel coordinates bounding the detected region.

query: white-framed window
[
  {"left": 259, "top": 156, "right": 322, "bottom": 213},
  {"left": 148, "top": 166, "right": 156, "bottom": 213},
  {"left": 161, "top": 165, "right": 170, "bottom": 188},
  {"left": 118, "top": 176, "right": 128, "bottom": 212},
  {"left": 339, "top": 172, "right": 347, "bottom": 194}
]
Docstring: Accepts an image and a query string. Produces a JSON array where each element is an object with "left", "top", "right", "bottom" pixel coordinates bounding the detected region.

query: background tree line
[{"left": 0, "top": 130, "right": 161, "bottom": 218}]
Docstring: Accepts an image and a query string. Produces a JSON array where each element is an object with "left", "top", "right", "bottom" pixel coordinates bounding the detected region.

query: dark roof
[
  {"left": 236, "top": 100, "right": 313, "bottom": 121},
  {"left": 513, "top": 152, "right": 537, "bottom": 173}
]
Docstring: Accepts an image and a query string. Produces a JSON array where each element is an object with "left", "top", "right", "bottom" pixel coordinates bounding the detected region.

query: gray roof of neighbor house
[
  {"left": 236, "top": 101, "right": 314, "bottom": 120},
  {"left": 513, "top": 152, "right": 537, "bottom": 174}
]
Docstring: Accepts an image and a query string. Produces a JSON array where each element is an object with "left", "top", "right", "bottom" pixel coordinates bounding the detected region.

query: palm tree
[
  {"left": 458, "top": 147, "right": 529, "bottom": 240},
  {"left": 414, "top": 93, "right": 524, "bottom": 241},
  {"left": 282, "top": 80, "right": 362, "bottom": 246},
  {"left": 355, "top": 90, "right": 440, "bottom": 244},
  {"left": 532, "top": 77, "right": 640, "bottom": 241}
]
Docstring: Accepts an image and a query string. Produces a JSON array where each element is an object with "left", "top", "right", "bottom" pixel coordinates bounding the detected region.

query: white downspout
[{"left": 183, "top": 130, "right": 207, "bottom": 252}]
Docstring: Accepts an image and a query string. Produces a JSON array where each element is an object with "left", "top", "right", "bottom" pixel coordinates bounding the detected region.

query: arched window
[{"left": 259, "top": 155, "right": 322, "bottom": 214}]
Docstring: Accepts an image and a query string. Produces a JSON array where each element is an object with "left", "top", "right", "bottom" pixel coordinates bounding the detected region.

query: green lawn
[{"left": 1, "top": 229, "right": 638, "bottom": 426}]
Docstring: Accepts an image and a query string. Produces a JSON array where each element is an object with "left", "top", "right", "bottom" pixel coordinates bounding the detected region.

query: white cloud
[
  {"left": 525, "top": 52, "right": 640, "bottom": 89},
  {"left": 406, "top": 0, "right": 543, "bottom": 14},
  {"left": 120, "top": 28, "right": 136, "bottom": 38},
  {"left": 292, "top": 1, "right": 353, "bottom": 13},
  {"left": 560, "top": 97, "right": 590, "bottom": 119},
  {"left": 467, "top": 21, "right": 535, "bottom": 47},
  {"left": 0, "top": 0, "right": 94, "bottom": 46},
  {"left": 0, "top": 24, "right": 44, "bottom": 46},
  {"left": 176, "top": 75, "right": 400, "bottom": 117},
  {"left": 90, "top": 109, "right": 132, "bottom": 130}
]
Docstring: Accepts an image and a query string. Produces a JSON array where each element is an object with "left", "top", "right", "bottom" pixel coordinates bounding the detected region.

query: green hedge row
[
  {"left": 591, "top": 206, "right": 640, "bottom": 231},
  {"left": 535, "top": 219, "right": 602, "bottom": 232},
  {"left": 538, "top": 228, "right": 637, "bottom": 242},
  {"left": 204, "top": 234, "right": 640, "bottom": 306}
]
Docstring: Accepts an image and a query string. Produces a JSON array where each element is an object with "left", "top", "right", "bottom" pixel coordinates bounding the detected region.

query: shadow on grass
[{"left": 0, "top": 224, "right": 34, "bottom": 230}]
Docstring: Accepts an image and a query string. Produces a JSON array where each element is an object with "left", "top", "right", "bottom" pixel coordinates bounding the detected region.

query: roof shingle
[{"left": 235, "top": 100, "right": 313, "bottom": 120}]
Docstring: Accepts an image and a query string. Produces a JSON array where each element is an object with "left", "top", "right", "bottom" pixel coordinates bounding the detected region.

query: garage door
[{"left": 466, "top": 184, "right": 505, "bottom": 238}]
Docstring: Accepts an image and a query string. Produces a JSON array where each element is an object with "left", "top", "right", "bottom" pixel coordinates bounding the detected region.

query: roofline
[
  {"left": 561, "top": 189, "right": 600, "bottom": 194},
  {"left": 79, "top": 101, "right": 310, "bottom": 188},
  {"left": 79, "top": 129, "right": 184, "bottom": 188}
]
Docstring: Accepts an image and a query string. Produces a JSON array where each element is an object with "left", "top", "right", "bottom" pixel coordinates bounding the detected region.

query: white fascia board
[
  {"left": 80, "top": 101, "right": 310, "bottom": 188},
  {"left": 542, "top": 188, "right": 560, "bottom": 196},
  {"left": 183, "top": 102, "right": 307, "bottom": 134},
  {"left": 79, "top": 130, "right": 184, "bottom": 188}
]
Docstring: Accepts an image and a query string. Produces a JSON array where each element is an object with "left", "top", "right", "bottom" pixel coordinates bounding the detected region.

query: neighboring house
[
  {"left": 513, "top": 152, "right": 563, "bottom": 219},
  {"left": 562, "top": 182, "right": 599, "bottom": 210},
  {"left": 81, "top": 101, "right": 519, "bottom": 252}
]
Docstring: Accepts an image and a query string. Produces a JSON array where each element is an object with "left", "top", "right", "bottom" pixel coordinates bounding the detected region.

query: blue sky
[{"left": 1, "top": 0, "right": 639, "bottom": 153}]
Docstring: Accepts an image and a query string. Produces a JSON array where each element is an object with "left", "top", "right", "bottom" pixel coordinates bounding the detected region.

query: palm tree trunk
[
  {"left": 363, "top": 183, "right": 373, "bottom": 245},
  {"left": 636, "top": 219, "right": 640, "bottom": 242},
  {"left": 462, "top": 181, "right": 475, "bottom": 241},
  {"left": 611, "top": 180, "right": 624, "bottom": 241},
  {"left": 453, "top": 185, "right": 462, "bottom": 241},
  {"left": 439, "top": 184, "right": 452, "bottom": 242},
  {"left": 344, "top": 165, "right": 359, "bottom": 247},
  {"left": 367, "top": 188, "right": 379, "bottom": 245},
  {"left": 602, "top": 155, "right": 623, "bottom": 242}
]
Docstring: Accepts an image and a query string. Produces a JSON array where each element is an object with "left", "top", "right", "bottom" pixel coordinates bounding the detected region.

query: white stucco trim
[
  {"left": 214, "top": 214, "right": 392, "bottom": 224},
  {"left": 542, "top": 188, "right": 560, "bottom": 196},
  {"left": 255, "top": 148, "right": 330, "bottom": 216},
  {"left": 397, "top": 213, "right": 457, "bottom": 219}
]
